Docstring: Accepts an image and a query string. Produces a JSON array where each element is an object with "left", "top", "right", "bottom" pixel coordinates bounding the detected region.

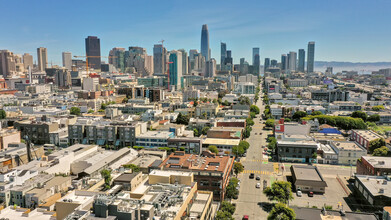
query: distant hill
[{"left": 314, "top": 61, "right": 391, "bottom": 74}]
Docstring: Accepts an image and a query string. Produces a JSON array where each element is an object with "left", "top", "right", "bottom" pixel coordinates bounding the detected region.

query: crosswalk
[
  {"left": 246, "top": 159, "right": 269, "bottom": 163},
  {"left": 242, "top": 170, "right": 273, "bottom": 175}
]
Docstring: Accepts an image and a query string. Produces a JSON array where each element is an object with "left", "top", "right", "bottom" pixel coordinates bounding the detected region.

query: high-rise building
[
  {"left": 127, "top": 47, "right": 152, "bottom": 77},
  {"left": 220, "top": 42, "right": 227, "bottom": 70},
  {"left": 169, "top": 50, "right": 183, "bottom": 90},
  {"left": 281, "top": 54, "right": 287, "bottom": 71},
  {"left": 264, "top": 58, "right": 270, "bottom": 72},
  {"left": 62, "top": 52, "right": 72, "bottom": 70},
  {"left": 307, "top": 41, "right": 315, "bottom": 73},
  {"left": 0, "top": 50, "right": 16, "bottom": 78},
  {"left": 253, "top": 47, "right": 260, "bottom": 75},
  {"left": 109, "top": 47, "right": 126, "bottom": 73},
  {"left": 178, "top": 49, "right": 188, "bottom": 75},
  {"left": 37, "top": 47, "right": 48, "bottom": 71},
  {"left": 153, "top": 44, "right": 167, "bottom": 75},
  {"left": 54, "top": 69, "right": 71, "bottom": 88},
  {"left": 205, "top": 58, "right": 216, "bottom": 78},
  {"left": 288, "top": 51, "right": 297, "bottom": 72},
  {"left": 270, "top": 59, "right": 278, "bottom": 67},
  {"left": 298, "top": 49, "right": 305, "bottom": 72},
  {"left": 223, "top": 50, "right": 233, "bottom": 71},
  {"left": 85, "top": 36, "right": 101, "bottom": 70},
  {"left": 23, "top": 53, "right": 33, "bottom": 70},
  {"left": 201, "top": 24, "right": 211, "bottom": 61}
]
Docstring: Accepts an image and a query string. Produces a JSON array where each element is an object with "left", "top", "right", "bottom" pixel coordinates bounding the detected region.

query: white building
[
  {"left": 329, "top": 141, "right": 367, "bottom": 165},
  {"left": 82, "top": 77, "right": 99, "bottom": 91},
  {"left": 62, "top": 52, "right": 72, "bottom": 70}
]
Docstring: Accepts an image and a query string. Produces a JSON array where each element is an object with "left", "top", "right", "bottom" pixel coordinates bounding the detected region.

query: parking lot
[{"left": 289, "top": 177, "right": 351, "bottom": 211}]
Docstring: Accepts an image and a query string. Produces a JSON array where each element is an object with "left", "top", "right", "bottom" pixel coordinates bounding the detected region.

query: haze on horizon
[{"left": 1, "top": 0, "right": 390, "bottom": 65}]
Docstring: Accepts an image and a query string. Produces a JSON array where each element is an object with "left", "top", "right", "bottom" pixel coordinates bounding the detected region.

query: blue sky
[{"left": 1, "top": 0, "right": 391, "bottom": 65}]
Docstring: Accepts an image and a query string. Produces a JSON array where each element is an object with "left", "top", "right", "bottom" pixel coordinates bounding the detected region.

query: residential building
[
  {"left": 277, "top": 140, "right": 319, "bottom": 163},
  {"left": 307, "top": 41, "right": 315, "bottom": 73},
  {"left": 14, "top": 120, "right": 59, "bottom": 145},
  {"left": 167, "top": 137, "right": 202, "bottom": 154},
  {"left": 37, "top": 47, "right": 47, "bottom": 72},
  {"left": 329, "top": 141, "right": 366, "bottom": 165},
  {"left": 288, "top": 79, "right": 308, "bottom": 87},
  {"left": 298, "top": 49, "right": 305, "bottom": 72},
  {"left": 311, "top": 89, "right": 350, "bottom": 102},
  {"left": 288, "top": 51, "right": 297, "bottom": 72},
  {"left": 135, "top": 131, "right": 175, "bottom": 148},
  {"left": 351, "top": 130, "right": 382, "bottom": 151},
  {"left": 22, "top": 53, "right": 33, "bottom": 70},
  {"left": 169, "top": 50, "right": 183, "bottom": 90},
  {"left": 62, "top": 52, "right": 72, "bottom": 70},
  {"left": 357, "top": 156, "right": 391, "bottom": 176}
]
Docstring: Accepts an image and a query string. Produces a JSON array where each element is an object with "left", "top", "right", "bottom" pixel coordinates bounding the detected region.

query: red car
[
  {"left": 308, "top": 191, "right": 314, "bottom": 197},
  {"left": 243, "top": 215, "right": 249, "bottom": 220}
]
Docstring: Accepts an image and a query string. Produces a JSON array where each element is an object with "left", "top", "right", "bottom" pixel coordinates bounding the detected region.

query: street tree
[
  {"left": 250, "top": 105, "right": 260, "bottom": 114},
  {"left": 232, "top": 145, "right": 245, "bottom": 157},
  {"left": 265, "top": 119, "right": 275, "bottom": 127},
  {"left": 233, "top": 162, "right": 244, "bottom": 176},
  {"left": 263, "top": 181, "right": 294, "bottom": 204},
  {"left": 267, "top": 203, "right": 296, "bottom": 220},
  {"left": 239, "top": 140, "right": 250, "bottom": 151},
  {"left": 220, "top": 201, "right": 236, "bottom": 215}
]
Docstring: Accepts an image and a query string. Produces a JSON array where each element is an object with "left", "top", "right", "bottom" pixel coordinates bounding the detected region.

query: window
[
  {"left": 200, "top": 180, "right": 209, "bottom": 186},
  {"left": 286, "top": 148, "right": 289, "bottom": 153}
]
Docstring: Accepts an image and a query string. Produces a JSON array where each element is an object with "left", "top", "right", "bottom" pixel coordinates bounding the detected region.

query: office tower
[
  {"left": 264, "top": 58, "right": 270, "bottom": 72},
  {"left": 223, "top": 50, "right": 233, "bottom": 71},
  {"left": 23, "top": 53, "right": 33, "bottom": 70},
  {"left": 37, "top": 47, "right": 48, "bottom": 71},
  {"left": 178, "top": 49, "right": 188, "bottom": 75},
  {"left": 109, "top": 47, "right": 126, "bottom": 73},
  {"left": 270, "top": 59, "right": 277, "bottom": 67},
  {"left": 287, "top": 53, "right": 290, "bottom": 70},
  {"left": 14, "top": 54, "right": 24, "bottom": 73},
  {"left": 153, "top": 44, "right": 167, "bottom": 75},
  {"left": 0, "top": 50, "right": 16, "bottom": 78},
  {"left": 201, "top": 24, "right": 211, "bottom": 61},
  {"left": 288, "top": 51, "right": 297, "bottom": 71},
  {"left": 221, "top": 42, "right": 227, "bottom": 70},
  {"left": 298, "top": 49, "right": 305, "bottom": 72},
  {"left": 253, "top": 47, "right": 260, "bottom": 74},
  {"left": 54, "top": 69, "right": 71, "bottom": 88},
  {"left": 169, "top": 50, "right": 183, "bottom": 90},
  {"left": 127, "top": 47, "right": 152, "bottom": 77},
  {"left": 62, "top": 52, "right": 72, "bottom": 70},
  {"left": 85, "top": 36, "right": 101, "bottom": 70},
  {"left": 307, "top": 41, "right": 315, "bottom": 73},
  {"left": 205, "top": 58, "right": 216, "bottom": 78},
  {"left": 281, "top": 54, "right": 287, "bottom": 71}
]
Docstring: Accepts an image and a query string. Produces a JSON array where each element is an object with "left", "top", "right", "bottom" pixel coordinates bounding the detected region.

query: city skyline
[{"left": 2, "top": 0, "right": 391, "bottom": 65}]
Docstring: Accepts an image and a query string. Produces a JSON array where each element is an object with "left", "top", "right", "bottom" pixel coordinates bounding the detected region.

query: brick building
[{"left": 357, "top": 156, "right": 391, "bottom": 176}]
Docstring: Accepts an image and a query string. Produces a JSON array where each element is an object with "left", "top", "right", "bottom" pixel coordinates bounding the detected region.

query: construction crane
[{"left": 74, "top": 55, "right": 117, "bottom": 75}]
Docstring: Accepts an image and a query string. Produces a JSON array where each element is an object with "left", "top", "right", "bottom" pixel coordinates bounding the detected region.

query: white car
[
  {"left": 297, "top": 190, "right": 302, "bottom": 197},
  {"left": 256, "top": 183, "right": 261, "bottom": 188}
]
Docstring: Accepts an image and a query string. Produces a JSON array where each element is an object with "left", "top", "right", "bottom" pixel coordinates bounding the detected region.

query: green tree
[
  {"left": 222, "top": 100, "right": 230, "bottom": 106},
  {"left": 250, "top": 112, "right": 256, "bottom": 119},
  {"left": 263, "top": 181, "right": 294, "bottom": 204},
  {"left": 312, "top": 152, "right": 318, "bottom": 159},
  {"left": 373, "top": 146, "right": 390, "bottom": 156},
  {"left": 267, "top": 203, "right": 296, "bottom": 220},
  {"left": 351, "top": 111, "right": 368, "bottom": 121},
  {"left": 233, "top": 162, "right": 244, "bottom": 176},
  {"left": 239, "top": 140, "right": 250, "bottom": 151},
  {"left": 0, "top": 109, "right": 6, "bottom": 119},
  {"left": 311, "top": 111, "right": 323, "bottom": 116},
  {"left": 265, "top": 119, "right": 275, "bottom": 127},
  {"left": 369, "top": 138, "right": 386, "bottom": 153},
  {"left": 220, "top": 201, "right": 236, "bottom": 215},
  {"left": 100, "top": 169, "right": 112, "bottom": 190},
  {"left": 176, "top": 113, "right": 190, "bottom": 125},
  {"left": 87, "top": 109, "right": 94, "bottom": 114},
  {"left": 232, "top": 145, "right": 245, "bottom": 157},
  {"left": 70, "top": 107, "right": 81, "bottom": 116},
  {"left": 201, "top": 126, "right": 210, "bottom": 135},
  {"left": 246, "top": 117, "right": 254, "bottom": 126},
  {"left": 243, "top": 126, "right": 252, "bottom": 138},
  {"left": 212, "top": 99, "right": 217, "bottom": 104},
  {"left": 193, "top": 128, "right": 199, "bottom": 137},
  {"left": 250, "top": 105, "right": 260, "bottom": 114},
  {"left": 239, "top": 96, "right": 251, "bottom": 105},
  {"left": 123, "top": 164, "right": 140, "bottom": 172},
  {"left": 372, "top": 105, "right": 385, "bottom": 111},
  {"left": 225, "top": 178, "right": 239, "bottom": 199},
  {"left": 215, "top": 211, "right": 234, "bottom": 220},
  {"left": 267, "top": 137, "right": 277, "bottom": 151},
  {"left": 368, "top": 114, "right": 380, "bottom": 122},
  {"left": 292, "top": 111, "right": 307, "bottom": 121},
  {"left": 208, "top": 145, "right": 219, "bottom": 154},
  {"left": 100, "top": 103, "right": 107, "bottom": 110}
]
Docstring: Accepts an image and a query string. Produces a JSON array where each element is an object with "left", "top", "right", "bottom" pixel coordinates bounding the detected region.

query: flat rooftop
[
  {"left": 353, "top": 129, "right": 382, "bottom": 141},
  {"left": 332, "top": 141, "right": 365, "bottom": 151},
  {"left": 149, "top": 169, "right": 193, "bottom": 177},
  {"left": 363, "top": 156, "right": 391, "bottom": 169},
  {"left": 136, "top": 131, "right": 174, "bottom": 138},
  {"left": 291, "top": 165, "right": 324, "bottom": 182},
  {"left": 203, "top": 138, "right": 240, "bottom": 146},
  {"left": 0, "top": 206, "right": 54, "bottom": 220},
  {"left": 356, "top": 175, "right": 391, "bottom": 197}
]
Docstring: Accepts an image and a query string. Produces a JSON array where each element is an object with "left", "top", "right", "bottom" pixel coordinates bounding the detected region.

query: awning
[
  {"left": 115, "top": 140, "right": 120, "bottom": 146},
  {"left": 97, "top": 139, "right": 105, "bottom": 145}
]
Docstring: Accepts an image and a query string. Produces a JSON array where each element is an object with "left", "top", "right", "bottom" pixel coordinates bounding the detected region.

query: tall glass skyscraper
[
  {"left": 289, "top": 51, "right": 297, "bottom": 72},
  {"left": 264, "top": 58, "right": 270, "bottom": 72},
  {"left": 307, "top": 41, "right": 315, "bottom": 73},
  {"left": 220, "top": 42, "right": 227, "bottom": 70},
  {"left": 252, "top": 47, "right": 260, "bottom": 74},
  {"left": 169, "top": 50, "right": 183, "bottom": 90},
  {"left": 298, "top": 49, "right": 305, "bottom": 72},
  {"left": 85, "top": 36, "right": 101, "bottom": 70},
  {"left": 201, "top": 24, "right": 210, "bottom": 61},
  {"left": 281, "top": 54, "right": 287, "bottom": 71}
]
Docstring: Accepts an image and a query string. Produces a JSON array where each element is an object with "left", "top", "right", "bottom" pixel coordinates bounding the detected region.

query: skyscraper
[
  {"left": 37, "top": 47, "right": 48, "bottom": 71},
  {"left": 270, "top": 59, "right": 277, "bottom": 67},
  {"left": 178, "top": 49, "right": 188, "bottom": 75},
  {"left": 253, "top": 47, "right": 260, "bottom": 74},
  {"left": 0, "top": 50, "right": 16, "bottom": 78},
  {"left": 264, "top": 58, "right": 270, "bottom": 72},
  {"left": 127, "top": 47, "right": 152, "bottom": 77},
  {"left": 169, "top": 50, "right": 183, "bottom": 90},
  {"left": 62, "top": 52, "right": 72, "bottom": 70},
  {"left": 298, "top": 49, "right": 305, "bottom": 72},
  {"left": 85, "top": 36, "right": 101, "bottom": 70},
  {"left": 153, "top": 44, "right": 167, "bottom": 75},
  {"left": 307, "top": 41, "right": 315, "bottom": 73},
  {"left": 201, "top": 24, "right": 210, "bottom": 61},
  {"left": 220, "top": 42, "right": 227, "bottom": 70},
  {"left": 288, "top": 51, "right": 297, "bottom": 72},
  {"left": 23, "top": 53, "right": 33, "bottom": 70},
  {"left": 205, "top": 58, "right": 216, "bottom": 78},
  {"left": 281, "top": 54, "right": 287, "bottom": 71},
  {"left": 224, "top": 50, "right": 233, "bottom": 71},
  {"left": 109, "top": 47, "right": 126, "bottom": 73}
]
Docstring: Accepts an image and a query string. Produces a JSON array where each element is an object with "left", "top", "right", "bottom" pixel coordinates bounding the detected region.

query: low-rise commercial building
[
  {"left": 329, "top": 141, "right": 367, "bottom": 165},
  {"left": 351, "top": 130, "right": 383, "bottom": 151},
  {"left": 290, "top": 165, "right": 327, "bottom": 193},
  {"left": 277, "top": 141, "right": 319, "bottom": 163},
  {"left": 353, "top": 175, "right": 391, "bottom": 209},
  {"left": 357, "top": 156, "right": 391, "bottom": 176}
]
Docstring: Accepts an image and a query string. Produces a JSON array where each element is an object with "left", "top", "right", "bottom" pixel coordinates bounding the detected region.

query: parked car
[
  {"left": 243, "top": 215, "right": 249, "bottom": 220},
  {"left": 249, "top": 173, "right": 255, "bottom": 179},
  {"left": 256, "top": 183, "right": 261, "bottom": 188},
  {"left": 296, "top": 190, "right": 302, "bottom": 197},
  {"left": 256, "top": 176, "right": 261, "bottom": 180},
  {"left": 308, "top": 191, "right": 314, "bottom": 197}
]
